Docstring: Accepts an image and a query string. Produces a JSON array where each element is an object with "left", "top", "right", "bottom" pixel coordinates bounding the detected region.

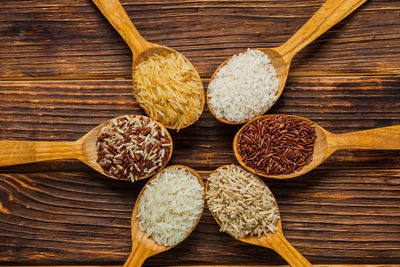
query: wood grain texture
[
  {"left": 0, "top": 170, "right": 399, "bottom": 265},
  {"left": 1, "top": 0, "right": 400, "bottom": 265},
  {"left": 0, "top": 0, "right": 400, "bottom": 79},
  {"left": 1, "top": 77, "right": 400, "bottom": 173},
  {"left": 0, "top": 77, "right": 399, "bottom": 264}
]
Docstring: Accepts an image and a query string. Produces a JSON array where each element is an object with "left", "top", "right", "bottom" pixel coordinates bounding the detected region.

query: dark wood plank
[
  {"left": 0, "top": 77, "right": 399, "bottom": 264},
  {"left": 0, "top": 0, "right": 399, "bottom": 79},
  {"left": 0, "top": 170, "right": 398, "bottom": 265},
  {"left": 1, "top": 77, "right": 400, "bottom": 173},
  {"left": 1, "top": 1, "right": 400, "bottom": 265}
]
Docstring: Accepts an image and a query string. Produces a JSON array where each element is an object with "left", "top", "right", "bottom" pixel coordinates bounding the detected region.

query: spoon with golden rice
[{"left": 92, "top": 0, "right": 205, "bottom": 130}]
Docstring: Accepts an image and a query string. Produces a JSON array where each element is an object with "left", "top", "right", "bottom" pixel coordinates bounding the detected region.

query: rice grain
[
  {"left": 206, "top": 165, "right": 280, "bottom": 239},
  {"left": 134, "top": 51, "right": 204, "bottom": 129},
  {"left": 137, "top": 167, "right": 204, "bottom": 247},
  {"left": 96, "top": 115, "right": 171, "bottom": 182},
  {"left": 208, "top": 48, "right": 279, "bottom": 123}
]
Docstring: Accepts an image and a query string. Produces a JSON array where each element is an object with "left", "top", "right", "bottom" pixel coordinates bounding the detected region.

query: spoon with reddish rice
[
  {"left": 0, "top": 115, "right": 173, "bottom": 182},
  {"left": 234, "top": 114, "right": 400, "bottom": 179}
]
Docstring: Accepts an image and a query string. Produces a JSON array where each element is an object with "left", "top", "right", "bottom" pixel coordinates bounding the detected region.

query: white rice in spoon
[
  {"left": 137, "top": 167, "right": 204, "bottom": 246},
  {"left": 208, "top": 48, "right": 279, "bottom": 123}
]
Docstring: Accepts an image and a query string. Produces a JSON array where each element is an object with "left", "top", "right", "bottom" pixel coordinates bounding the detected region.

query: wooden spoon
[
  {"left": 207, "top": 0, "right": 367, "bottom": 125},
  {"left": 234, "top": 114, "right": 400, "bottom": 179},
  {"left": 0, "top": 115, "right": 173, "bottom": 181},
  {"left": 124, "top": 165, "right": 205, "bottom": 266},
  {"left": 92, "top": 0, "right": 205, "bottom": 130},
  {"left": 205, "top": 165, "right": 312, "bottom": 267}
]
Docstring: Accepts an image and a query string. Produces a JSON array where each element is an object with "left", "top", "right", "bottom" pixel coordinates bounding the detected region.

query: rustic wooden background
[{"left": 0, "top": 0, "right": 400, "bottom": 265}]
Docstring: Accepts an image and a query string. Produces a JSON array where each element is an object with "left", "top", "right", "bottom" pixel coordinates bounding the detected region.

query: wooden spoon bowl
[
  {"left": 0, "top": 115, "right": 173, "bottom": 181},
  {"left": 207, "top": 48, "right": 287, "bottom": 125},
  {"left": 207, "top": 0, "right": 367, "bottom": 125},
  {"left": 205, "top": 165, "right": 312, "bottom": 266},
  {"left": 234, "top": 114, "right": 400, "bottom": 179},
  {"left": 92, "top": 0, "right": 205, "bottom": 130},
  {"left": 124, "top": 165, "right": 205, "bottom": 266}
]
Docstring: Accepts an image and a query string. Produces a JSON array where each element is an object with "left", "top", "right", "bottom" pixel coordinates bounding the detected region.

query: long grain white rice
[
  {"left": 208, "top": 48, "right": 279, "bottom": 123},
  {"left": 134, "top": 51, "right": 204, "bottom": 129},
  {"left": 137, "top": 167, "right": 204, "bottom": 246},
  {"left": 206, "top": 165, "right": 280, "bottom": 239}
]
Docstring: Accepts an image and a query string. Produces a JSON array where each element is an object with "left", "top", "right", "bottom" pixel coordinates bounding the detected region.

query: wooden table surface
[{"left": 1, "top": 0, "right": 400, "bottom": 266}]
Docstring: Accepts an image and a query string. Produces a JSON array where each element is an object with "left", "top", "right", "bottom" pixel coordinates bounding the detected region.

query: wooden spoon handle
[
  {"left": 123, "top": 240, "right": 152, "bottom": 267},
  {"left": 276, "top": 0, "right": 367, "bottom": 63},
  {"left": 328, "top": 125, "right": 400, "bottom": 151},
  {"left": 92, "top": 0, "right": 150, "bottom": 56},
  {"left": 268, "top": 231, "right": 312, "bottom": 267},
  {"left": 0, "top": 140, "right": 81, "bottom": 167}
]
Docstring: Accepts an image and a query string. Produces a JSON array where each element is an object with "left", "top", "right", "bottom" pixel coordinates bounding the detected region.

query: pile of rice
[
  {"left": 96, "top": 115, "right": 171, "bottom": 182},
  {"left": 208, "top": 48, "right": 279, "bottom": 123},
  {"left": 206, "top": 165, "right": 280, "bottom": 239},
  {"left": 137, "top": 167, "right": 204, "bottom": 246},
  {"left": 133, "top": 51, "right": 204, "bottom": 130}
]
